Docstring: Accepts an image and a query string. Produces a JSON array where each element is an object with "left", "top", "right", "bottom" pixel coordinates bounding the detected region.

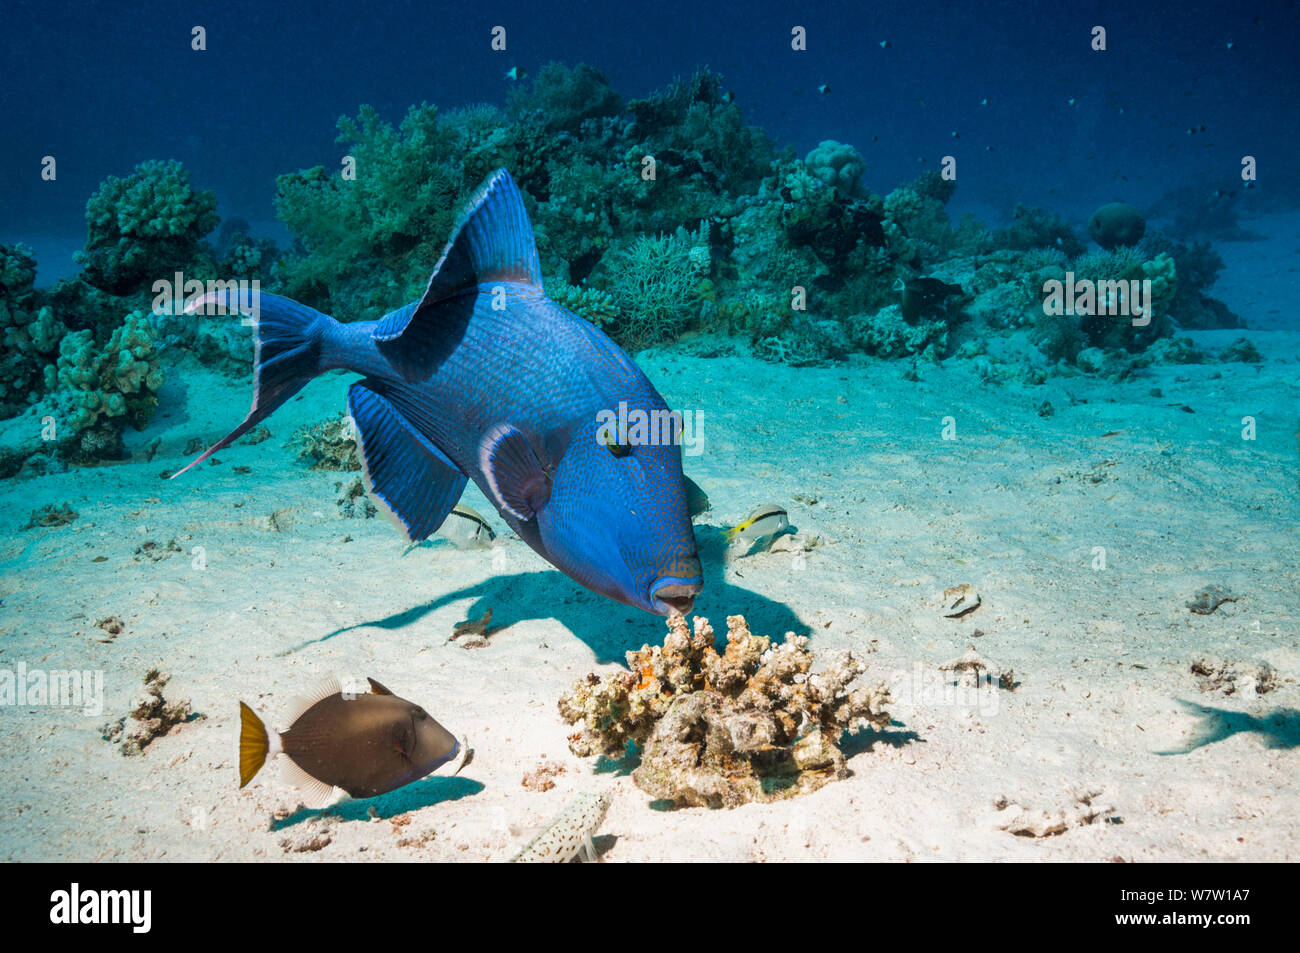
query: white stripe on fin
[
  {"left": 279, "top": 754, "right": 345, "bottom": 810},
  {"left": 281, "top": 674, "right": 342, "bottom": 728}
]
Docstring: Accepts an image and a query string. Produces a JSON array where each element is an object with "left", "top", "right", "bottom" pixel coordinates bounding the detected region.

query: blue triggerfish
[{"left": 176, "top": 170, "right": 702, "bottom": 615}]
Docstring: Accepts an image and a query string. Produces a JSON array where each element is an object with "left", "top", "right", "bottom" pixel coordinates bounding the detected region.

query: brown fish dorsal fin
[
  {"left": 279, "top": 755, "right": 344, "bottom": 810},
  {"left": 366, "top": 677, "right": 394, "bottom": 696},
  {"left": 281, "top": 675, "right": 343, "bottom": 728}
]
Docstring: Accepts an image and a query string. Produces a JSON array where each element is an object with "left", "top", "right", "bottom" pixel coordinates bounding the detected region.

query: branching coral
[
  {"left": 75, "top": 160, "right": 218, "bottom": 296},
  {"left": 881, "top": 182, "right": 957, "bottom": 266},
  {"left": 627, "top": 68, "right": 777, "bottom": 196},
  {"left": 547, "top": 279, "right": 620, "bottom": 329},
  {"left": 531, "top": 157, "right": 624, "bottom": 281},
  {"left": 558, "top": 614, "right": 892, "bottom": 808},
  {"left": 600, "top": 230, "right": 706, "bottom": 346},
  {"left": 989, "top": 204, "right": 1085, "bottom": 258}
]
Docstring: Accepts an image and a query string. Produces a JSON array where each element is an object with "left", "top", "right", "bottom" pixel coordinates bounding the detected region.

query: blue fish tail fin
[
  {"left": 171, "top": 290, "right": 332, "bottom": 477},
  {"left": 373, "top": 169, "right": 543, "bottom": 382}
]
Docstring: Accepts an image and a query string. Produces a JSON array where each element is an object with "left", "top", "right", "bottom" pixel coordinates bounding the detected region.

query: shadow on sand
[
  {"left": 281, "top": 528, "right": 810, "bottom": 664},
  {"left": 269, "top": 775, "right": 485, "bottom": 831},
  {"left": 1155, "top": 700, "right": 1300, "bottom": 755}
]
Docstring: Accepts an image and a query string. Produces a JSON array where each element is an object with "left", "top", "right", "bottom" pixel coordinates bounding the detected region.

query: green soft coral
[
  {"left": 273, "top": 104, "right": 470, "bottom": 319},
  {"left": 75, "top": 160, "right": 218, "bottom": 296}
]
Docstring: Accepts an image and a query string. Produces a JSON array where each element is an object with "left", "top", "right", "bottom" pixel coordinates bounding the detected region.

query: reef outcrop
[{"left": 558, "top": 614, "right": 892, "bottom": 808}]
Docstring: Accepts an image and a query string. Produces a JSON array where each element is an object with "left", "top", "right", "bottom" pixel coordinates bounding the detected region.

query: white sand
[{"left": 1, "top": 215, "right": 1296, "bottom": 862}]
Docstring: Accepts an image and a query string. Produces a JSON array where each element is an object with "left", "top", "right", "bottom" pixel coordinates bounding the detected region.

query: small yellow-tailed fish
[{"left": 723, "top": 503, "right": 789, "bottom": 545}]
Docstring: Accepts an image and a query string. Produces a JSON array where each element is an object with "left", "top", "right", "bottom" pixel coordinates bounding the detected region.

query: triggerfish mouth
[{"left": 174, "top": 169, "right": 702, "bottom": 616}]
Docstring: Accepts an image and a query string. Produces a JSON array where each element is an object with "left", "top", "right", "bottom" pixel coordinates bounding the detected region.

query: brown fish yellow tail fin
[{"left": 239, "top": 701, "right": 270, "bottom": 788}]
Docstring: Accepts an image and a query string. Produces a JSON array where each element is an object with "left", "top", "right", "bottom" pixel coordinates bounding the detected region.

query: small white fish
[
  {"left": 437, "top": 504, "right": 495, "bottom": 548},
  {"left": 509, "top": 792, "right": 611, "bottom": 863},
  {"left": 724, "top": 503, "right": 790, "bottom": 549}
]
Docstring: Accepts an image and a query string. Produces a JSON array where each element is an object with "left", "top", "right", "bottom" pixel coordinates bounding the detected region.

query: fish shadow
[
  {"left": 841, "top": 725, "right": 923, "bottom": 758},
  {"left": 1155, "top": 700, "right": 1300, "bottom": 755},
  {"left": 268, "top": 775, "right": 485, "bottom": 830},
  {"left": 290, "top": 561, "right": 809, "bottom": 665}
]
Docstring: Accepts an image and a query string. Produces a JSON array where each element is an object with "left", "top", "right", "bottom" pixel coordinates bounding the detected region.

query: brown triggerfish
[{"left": 239, "top": 677, "right": 463, "bottom": 807}]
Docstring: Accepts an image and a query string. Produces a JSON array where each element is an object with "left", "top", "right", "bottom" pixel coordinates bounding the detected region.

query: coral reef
[
  {"left": 1, "top": 66, "right": 1251, "bottom": 424},
  {"left": 846, "top": 306, "right": 949, "bottom": 360},
  {"left": 507, "top": 62, "right": 623, "bottom": 134},
  {"left": 804, "top": 140, "right": 867, "bottom": 196},
  {"left": 598, "top": 229, "right": 708, "bottom": 346},
  {"left": 43, "top": 310, "right": 165, "bottom": 461},
  {"left": 546, "top": 279, "right": 619, "bottom": 329},
  {"left": 75, "top": 159, "right": 218, "bottom": 296},
  {"left": 1031, "top": 248, "right": 1175, "bottom": 365},
  {"left": 272, "top": 103, "right": 468, "bottom": 319},
  {"left": 0, "top": 243, "right": 66, "bottom": 417},
  {"left": 989, "top": 204, "right": 1085, "bottom": 258},
  {"left": 558, "top": 614, "right": 892, "bottom": 808}
]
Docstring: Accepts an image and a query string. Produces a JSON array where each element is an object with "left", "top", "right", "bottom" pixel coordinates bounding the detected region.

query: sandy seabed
[{"left": 1, "top": 212, "right": 1297, "bottom": 862}]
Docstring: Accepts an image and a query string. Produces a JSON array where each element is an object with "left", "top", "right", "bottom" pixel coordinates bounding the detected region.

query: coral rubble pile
[
  {"left": 558, "top": 614, "right": 892, "bottom": 808},
  {"left": 101, "top": 669, "right": 196, "bottom": 756}
]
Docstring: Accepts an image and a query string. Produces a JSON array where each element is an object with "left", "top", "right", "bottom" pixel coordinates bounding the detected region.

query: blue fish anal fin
[
  {"left": 479, "top": 423, "right": 552, "bottom": 521},
  {"left": 373, "top": 169, "right": 541, "bottom": 381},
  {"left": 347, "top": 382, "right": 467, "bottom": 542}
]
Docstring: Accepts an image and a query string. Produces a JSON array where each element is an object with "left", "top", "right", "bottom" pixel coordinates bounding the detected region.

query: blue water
[{"left": 4, "top": 0, "right": 1296, "bottom": 279}]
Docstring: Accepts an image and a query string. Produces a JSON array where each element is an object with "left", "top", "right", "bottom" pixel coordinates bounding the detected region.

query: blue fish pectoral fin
[
  {"left": 347, "top": 382, "right": 467, "bottom": 542},
  {"left": 479, "top": 423, "right": 553, "bottom": 522},
  {"left": 373, "top": 169, "right": 542, "bottom": 382}
]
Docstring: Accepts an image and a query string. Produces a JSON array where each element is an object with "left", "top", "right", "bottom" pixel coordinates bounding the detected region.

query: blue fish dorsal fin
[
  {"left": 374, "top": 169, "right": 541, "bottom": 381},
  {"left": 420, "top": 168, "right": 543, "bottom": 299},
  {"left": 347, "top": 382, "right": 468, "bottom": 542},
  {"left": 479, "top": 423, "right": 553, "bottom": 521}
]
